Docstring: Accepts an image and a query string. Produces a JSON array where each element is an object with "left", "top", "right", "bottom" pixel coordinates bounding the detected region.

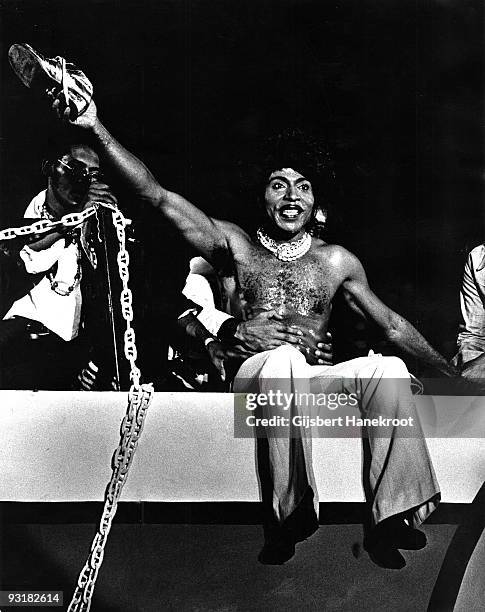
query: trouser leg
[
  {"left": 234, "top": 345, "right": 318, "bottom": 526},
  {"left": 235, "top": 349, "right": 440, "bottom": 527},
  {"left": 315, "top": 354, "right": 440, "bottom": 528}
]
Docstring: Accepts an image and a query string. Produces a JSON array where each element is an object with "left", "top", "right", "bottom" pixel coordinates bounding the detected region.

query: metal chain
[
  {"left": 66, "top": 202, "right": 153, "bottom": 611},
  {"left": 0, "top": 206, "right": 98, "bottom": 241},
  {"left": 0, "top": 203, "right": 154, "bottom": 611},
  {"left": 68, "top": 383, "right": 152, "bottom": 612}
]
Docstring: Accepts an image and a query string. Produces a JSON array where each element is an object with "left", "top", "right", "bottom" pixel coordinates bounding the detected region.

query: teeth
[{"left": 281, "top": 209, "right": 299, "bottom": 218}]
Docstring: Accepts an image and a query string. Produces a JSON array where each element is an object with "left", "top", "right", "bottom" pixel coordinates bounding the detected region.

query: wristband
[{"left": 204, "top": 337, "right": 217, "bottom": 347}]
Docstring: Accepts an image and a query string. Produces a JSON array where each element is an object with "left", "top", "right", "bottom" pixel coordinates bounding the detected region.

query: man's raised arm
[
  {"left": 335, "top": 247, "right": 459, "bottom": 377},
  {"left": 54, "top": 98, "right": 229, "bottom": 265}
]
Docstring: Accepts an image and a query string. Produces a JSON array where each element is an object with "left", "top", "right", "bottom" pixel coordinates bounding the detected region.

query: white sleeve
[
  {"left": 182, "top": 273, "right": 232, "bottom": 335},
  {"left": 455, "top": 247, "right": 485, "bottom": 367},
  {"left": 23, "top": 201, "right": 38, "bottom": 219},
  {"left": 458, "top": 251, "right": 485, "bottom": 337},
  {"left": 19, "top": 239, "right": 66, "bottom": 274},
  {"left": 17, "top": 192, "right": 66, "bottom": 274}
]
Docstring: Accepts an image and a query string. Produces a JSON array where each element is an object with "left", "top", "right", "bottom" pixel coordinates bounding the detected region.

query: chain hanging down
[
  {"left": 0, "top": 203, "right": 154, "bottom": 611},
  {"left": 70, "top": 203, "right": 153, "bottom": 612}
]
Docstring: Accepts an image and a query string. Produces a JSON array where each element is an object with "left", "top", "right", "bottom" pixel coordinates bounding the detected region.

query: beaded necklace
[{"left": 256, "top": 227, "right": 312, "bottom": 262}]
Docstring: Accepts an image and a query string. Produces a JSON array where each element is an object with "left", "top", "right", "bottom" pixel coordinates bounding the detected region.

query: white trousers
[{"left": 234, "top": 345, "right": 440, "bottom": 528}]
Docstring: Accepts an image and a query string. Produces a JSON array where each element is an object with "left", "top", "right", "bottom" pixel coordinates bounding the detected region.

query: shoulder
[
  {"left": 468, "top": 244, "right": 485, "bottom": 266},
  {"left": 313, "top": 241, "right": 363, "bottom": 272},
  {"left": 24, "top": 190, "right": 47, "bottom": 218},
  {"left": 463, "top": 245, "right": 485, "bottom": 284}
]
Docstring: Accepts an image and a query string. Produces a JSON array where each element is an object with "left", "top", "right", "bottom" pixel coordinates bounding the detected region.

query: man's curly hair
[{"left": 240, "top": 128, "right": 336, "bottom": 237}]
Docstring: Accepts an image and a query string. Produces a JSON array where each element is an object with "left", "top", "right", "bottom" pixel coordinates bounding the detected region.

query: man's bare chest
[{"left": 230, "top": 243, "right": 337, "bottom": 316}]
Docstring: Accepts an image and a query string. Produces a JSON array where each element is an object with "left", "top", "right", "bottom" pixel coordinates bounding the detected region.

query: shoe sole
[
  {"left": 9, "top": 44, "right": 54, "bottom": 89},
  {"left": 258, "top": 544, "right": 296, "bottom": 565},
  {"left": 293, "top": 520, "right": 319, "bottom": 543},
  {"left": 367, "top": 548, "right": 406, "bottom": 570},
  {"left": 8, "top": 43, "right": 92, "bottom": 118}
]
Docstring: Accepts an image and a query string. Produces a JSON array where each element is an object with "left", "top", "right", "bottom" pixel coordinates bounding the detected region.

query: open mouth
[{"left": 278, "top": 204, "right": 303, "bottom": 220}]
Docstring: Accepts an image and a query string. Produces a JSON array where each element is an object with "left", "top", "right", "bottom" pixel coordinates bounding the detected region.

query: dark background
[{"left": 1, "top": 0, "right": 484, "bottom": 373}]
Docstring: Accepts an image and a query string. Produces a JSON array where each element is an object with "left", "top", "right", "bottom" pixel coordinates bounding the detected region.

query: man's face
[
  {"left": 264, "top": 168, "right": 314, "bottom": 236},
  {"left": 50, "top": 145, "right": 100, "bottom": 211}
]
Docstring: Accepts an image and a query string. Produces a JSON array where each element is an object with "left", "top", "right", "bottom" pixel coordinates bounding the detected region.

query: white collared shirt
[{"left": 3, "top": 190, "right": 82, "bottom": 341}]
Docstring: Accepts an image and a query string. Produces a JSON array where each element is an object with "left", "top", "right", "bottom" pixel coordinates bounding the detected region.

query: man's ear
[
  {"left": 314, "top": 207, "right": 327, "bottom": 226},
  {"left": 309, "top": 206, "right": 327, "bottom": 238}
]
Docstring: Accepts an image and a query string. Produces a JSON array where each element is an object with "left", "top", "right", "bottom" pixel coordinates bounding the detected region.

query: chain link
[
  {"left": 0, "top": 202, "right": 154, "bottom": 611},
  {"left": 0, "top": 207, "right": 98, "bottom": 242},
  {"left": 68, "top": 383, "right": 152, "bottom": 612}
]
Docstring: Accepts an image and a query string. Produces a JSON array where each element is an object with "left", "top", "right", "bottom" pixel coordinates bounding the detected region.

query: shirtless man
[{"left": 39, "top": 52, "right": 460, "bottom": 568}]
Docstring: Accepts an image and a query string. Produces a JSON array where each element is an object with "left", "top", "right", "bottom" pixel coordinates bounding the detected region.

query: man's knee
[
  {"left": 267, "top": 344, "right": 304, "bottom": 361},
  {"left": 260, "top": 344, "right": 305, "bottom": 375},
  {"left": 356, "top": 354, "right": 409, "bottom": 379},
  {"left": 375, "top": 355, "right": 410, "bottom": 378}
]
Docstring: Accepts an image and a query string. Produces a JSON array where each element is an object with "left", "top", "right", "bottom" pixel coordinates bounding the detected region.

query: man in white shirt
[
  {"left": 0, "top": 140, "right": 117, "bottom": 389},
  {"left": 454, "top": 245, "right": 485, "bottom": 370}
]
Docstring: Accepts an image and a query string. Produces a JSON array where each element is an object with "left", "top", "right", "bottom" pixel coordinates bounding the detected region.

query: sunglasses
[{"left": 57, "top": 158, "right": 103, "bottom": 185}]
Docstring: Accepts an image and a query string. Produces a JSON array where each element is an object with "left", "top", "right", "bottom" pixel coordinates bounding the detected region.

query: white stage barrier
[{"left": 0, "top": 391, "right": 484, "bottom": 503}]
